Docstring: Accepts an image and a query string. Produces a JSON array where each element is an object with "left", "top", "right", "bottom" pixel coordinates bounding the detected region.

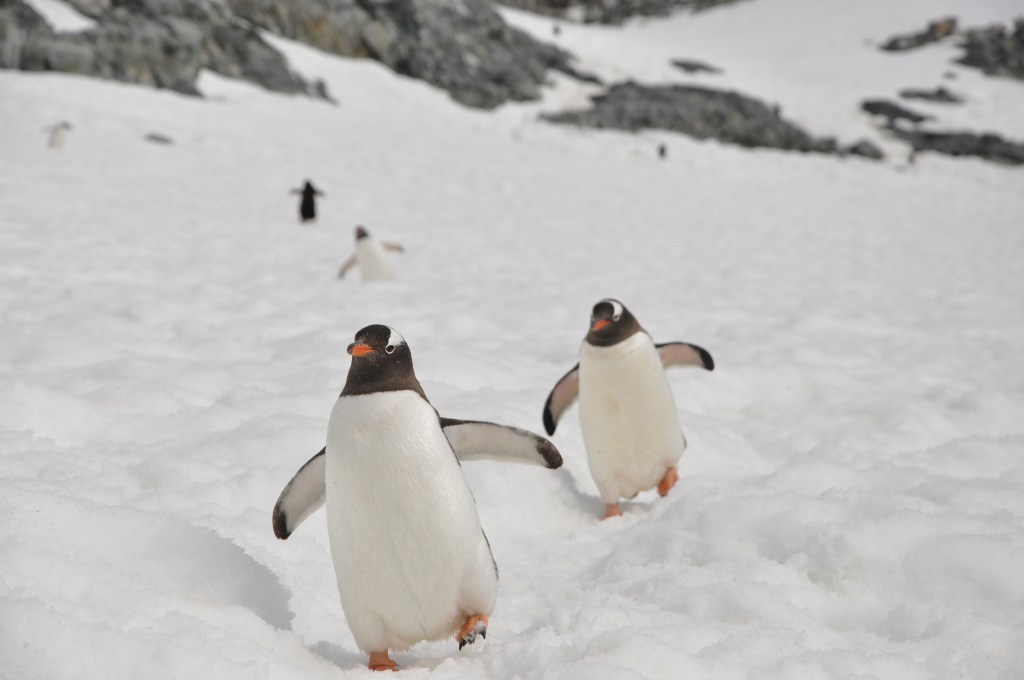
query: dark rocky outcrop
[
  {"left": 0, "top": 0, "right": 317, "bottom": 96},
  {"left": 898, "top": 86, "right": 963, "bottom": 104},
  {"left": 845, "top": 140, "right": 884, "bottom": 160},
  {"left": 861, "top": 99, "right": 931, "bottom": 125},
  {"left": 542, "top": 81, "right": 839, "bottom": 153},
  {"left": 957, "top": 19, "right": 1024, "bottom": 81},
  {"left": 1, "top": 0, "right": 591, "bottom": 108},
  {"left": 889, "top": 128, "right": 1024, "bottom": 165},
  {"left": 499, "top": 0, "right": 745, "bottom": 25},
  {"left": 671, "top": 58, "right": 721, "bottom": 74},
  {"left": 880, "top": 17, "right": 957, "bottom": 52}
]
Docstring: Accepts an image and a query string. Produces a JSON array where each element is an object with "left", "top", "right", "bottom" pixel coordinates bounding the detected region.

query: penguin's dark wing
[
  {"left": 272, "top": 448, "right": 326, "bottom": 540},
  {"left": 542, "top": 364, "right": 579, "bottom": 435},
  {"left": 439, "top": 418, "right": 562, "bottom": 469},
  {"left": 656, "top": 342, "right": 715, "bottom": 371},
  {"left": 337, "top": 255, "right": 357, "bottom": 279}
]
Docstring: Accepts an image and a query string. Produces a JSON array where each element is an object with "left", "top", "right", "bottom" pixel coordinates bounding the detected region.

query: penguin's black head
[
  {"left": 342, "top": 325, "right": 425, "bottom": 398},
  {"left": 355, "top": 226, "right": 369, "bottom": 240},
  {"left": 586, "top": 298, "right": 642, "bottom": 347}
]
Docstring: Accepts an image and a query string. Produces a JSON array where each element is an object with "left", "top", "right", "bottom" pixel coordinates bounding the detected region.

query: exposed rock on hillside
[
  {"left": 671, "top": 58, "right": 721, "bottom": 74},
  {"left": 861, "top": 99, "right": 931, "bottom": 125},
  {"left": 880, "top": 17, "right": 957, "bottom": 52},
  {"left": 898, "top": 86, "right": 963, "bottom": 104},
  {"left": 1, "top": 0, "right": 589, "bottom": 108},
  {"left": 542, "top": 81, "right": 841, "bottom": 154},
  {"left": 0, "top": 0, "right": 317, "bottom": 96},
  {"left": 229, "top": 0, "right": 594, "bottom": 109},
  {"left": 890, "top": 128, "right": 1024, "bottom": 165},
  {"left": 957, "top": 19, "right": 1024, "bottom": 81},
  {"left": 499, "top": 0, "right": 745, "bottom": 25}
]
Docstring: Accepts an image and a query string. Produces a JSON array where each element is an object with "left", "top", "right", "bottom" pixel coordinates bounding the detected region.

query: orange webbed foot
[
  {"left": 657, "top": 467, "right": 679, "bottom": 497},
  {"left": 368, "top": 651, "right": 398, "bottom": 671},
  {"left": 458, "top": 614, "right": 489, "bottom": 650}
]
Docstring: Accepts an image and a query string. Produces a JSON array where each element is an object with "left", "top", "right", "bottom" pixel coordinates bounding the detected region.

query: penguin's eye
[
  {"left": 612, "top": 314, "right": 621, "bottom": 322},
  {"left": 385, "top": 345, "right": 396, "bottom": 355}
]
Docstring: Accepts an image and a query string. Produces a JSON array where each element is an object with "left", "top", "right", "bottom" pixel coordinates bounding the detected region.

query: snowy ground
[{"left": 2, "top": 0, "right": 1024, "bottom": 678}]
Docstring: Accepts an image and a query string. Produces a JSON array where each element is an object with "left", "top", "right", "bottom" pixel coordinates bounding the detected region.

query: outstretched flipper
[
  {"left": 655, "top": 342, "right": 715, "bottom": 371},
  {"left": 337, "top": 255, "right": 357, "bottom": 279},
  {"left": 439, "top": 418, "right": 562, "bottom": 469},
  {"left": 541, "top": 364, "right": 579, "bottom": 436},
  {"left": 272, "top": 448, "right": 326, "bottom": 539}
]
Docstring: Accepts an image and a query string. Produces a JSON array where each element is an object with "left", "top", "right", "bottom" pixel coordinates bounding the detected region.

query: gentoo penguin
[
  {"left": 45, "top": 121, "right": 72, "bottom": 149},
  {"left": 542, "top": 299, "right": 714, "bottom": 519},
  {"left": 273, "top": 325, "right": 562, "bottom": 671},
  {"left": 291, "top": 180, "right": 324, "bottom": 222},
  {"left": 338, "top": 226, "right": 404, "bottom": 282}
]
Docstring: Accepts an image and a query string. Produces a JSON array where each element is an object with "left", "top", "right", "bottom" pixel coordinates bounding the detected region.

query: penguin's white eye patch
[
  {"left": 612, "top": 313, "right": 621, "bottom": 322},
  {"left": 385, "top": 328, "right": 405, "bottom": 349},
  {"left": 385, "top": 345, "right": 396, "bottom": 354}
]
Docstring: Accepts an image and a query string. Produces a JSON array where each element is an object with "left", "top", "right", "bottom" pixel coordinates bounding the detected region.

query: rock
[
  {"left": 889, "top": 127, "right": 1024, "bottom": 165},
  {"left": 227, "top": 0, "right": 598, "bottom": 109},
  {"left": 542, "top": 81, "right": 838, "bottom": 153},
  {"left": 880, "top": 16, "right": 957, "bottom": 52},
  {"left": 957, "top": 19, "right": 1024, "bottom": 80},
  {"left": 898, "top": 86, "right": 963, "bottom": 104},
  {"left": 845, "top": 140, "right": 885, "bottom": 160},
  {"left": 861, "top": 99, "right": 931, "bottom": 125},
  {"left": 0, "top": 0, "right": 321, "bottom": 97},
  {"left": 144, "top": 131, "right": 173, "bottom": 144},
  {"left": 671, "top": 58, "right": 721, "bottom": 74},
  {"left": 497, "top": 0, "right": 745, "bottom": 25}
]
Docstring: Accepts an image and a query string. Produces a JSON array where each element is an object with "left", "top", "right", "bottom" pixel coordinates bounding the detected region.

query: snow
[
  {"left": 22, "top": 0, "right": 96, "bottom": 32},
  {"left": 2, "top": 0, "right": 1024, "bottom": 678}
]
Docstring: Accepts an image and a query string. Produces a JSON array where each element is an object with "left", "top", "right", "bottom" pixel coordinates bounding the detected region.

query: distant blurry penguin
[
  {"left": 273, "top": 325, "right": 562, "bottom": 670},
  {"left": 291, "top": 180, "right": 324, "bottom": 223},
  {"left": 338, "top": 226, "right": 405, "bottom": 282},
  {"left": 658, "top": 143, "right": 667, "bottom": 159},
  {"left": 45, "top": 121, "right": 72, "bottom": 149},
  {"left": 542, "top": 299, "right": 714, "bottom": 519}
]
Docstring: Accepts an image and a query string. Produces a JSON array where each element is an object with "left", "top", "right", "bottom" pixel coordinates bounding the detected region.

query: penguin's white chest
[
  {"left": 578, "top": 333, "right": 685, "bottom": 502},
  {"left": 48, "top": 127, "right": 68, "bottom": 148},
  {"left": 324, "top": 391, "right": 496, "bottom": 652},
  {"left": 356, "top": 238, "right": 395, "bottom": 281}
]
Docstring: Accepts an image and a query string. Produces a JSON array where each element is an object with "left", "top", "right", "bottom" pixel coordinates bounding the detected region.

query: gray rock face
[
  {"left": 845, "top": 140, "right": 884, "bottom": 160},
  {"left": 499, "top": 0, "right": 744, "bottom": 25},
  {"left": 898, "top": 86, "right": 963, "bottom": 104},
  {"left": 861, "top": 99, "right": 931, "bottom": 125},
  {"left": 890, "top": 128, "right": 1024, "bottom": 165},
  {"left": 671, "top": 58, "right": 721, "bottom": 74},
  {"left": 880, "top": 17, "right": 957, "bottom": 52},
  {"left": 542, "top": 81, "right": 838, "bottom": 153},
  {"left": 0, "top": 0, "right": 317, "bottom": 96},
  {"left": 228, "top": 0, "right": 591, "bottom": 109},
  {"left": 2, "top": 0, "right": 586, "bottom": 108},
  {"left": 957, "top": 19, "right": 1024, "bottom": 81}
]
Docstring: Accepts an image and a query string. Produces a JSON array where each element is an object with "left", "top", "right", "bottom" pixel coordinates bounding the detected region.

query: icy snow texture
[{"left": 2, "top": 0, "right": 1024, "bottom": 678}]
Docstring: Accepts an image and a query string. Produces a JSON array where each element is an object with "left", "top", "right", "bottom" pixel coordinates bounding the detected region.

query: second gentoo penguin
[
  {"left": 273, "top": 325, "right": 562, "bottom": 671},
  {"left": 542, "top": 299, "right": 714, "bottom": 519},
  {"left": 292, "top": 180, "right": 324, "bottom": 222},
  {"left": 338, "top": 226, "right": 404, "bottom": 282}
]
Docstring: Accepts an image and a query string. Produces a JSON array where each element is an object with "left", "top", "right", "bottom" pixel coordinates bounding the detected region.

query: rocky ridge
[
  {"left": 0, "top": 0, "right": 588, "bottom": 108},
  {"left": 498, "top": 0, "right": 744, "bottom": 25}
]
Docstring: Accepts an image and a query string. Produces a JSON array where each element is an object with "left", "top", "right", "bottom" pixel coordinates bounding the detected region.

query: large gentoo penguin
[
  {"left": 291, "top": 180, "right": 324, "bottom": 223},
  {"left": 273, "top": 325, "right": 562, "bottom": 671},
  {"left": 338, "top": 226, "right": 404, "bottom": 282},
  {"left": 542, "top": 299, "right": 714, "bottom": 519}
]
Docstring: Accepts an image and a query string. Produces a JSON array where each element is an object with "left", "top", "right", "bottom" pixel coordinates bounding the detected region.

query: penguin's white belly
[
  {"left": 325, "top": 391, "right": 496, "bottom": 652},
  {"left": 579, "top": 333, "right": 685, "bottom": 502},
  {"left": 48, "top": 128, "right": 67, "bottom": 148},
  {"left": 356, "top": 238, "right": 395, "bottom": 281}
]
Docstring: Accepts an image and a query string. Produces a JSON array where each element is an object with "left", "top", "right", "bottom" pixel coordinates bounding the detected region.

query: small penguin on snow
[
  {"left": 291, "top": 180, "right": 324, "bottom": 223},
  {"left": 338, "top": 226, "right": 404, "bottom": 282},
  {"left": 273, "top": 325, "right": 562, "bottom": 671},
  {"left": 542, "top": 299, "right": 714, "bottom": 519},
  {"left": 45, "top": 121, "right": 72, "bottom": 149}
]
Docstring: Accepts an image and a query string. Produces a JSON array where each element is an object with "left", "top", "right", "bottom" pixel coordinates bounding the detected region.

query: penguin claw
[{"left": 457, "top": 615, "right": 488, "bottom": 650}]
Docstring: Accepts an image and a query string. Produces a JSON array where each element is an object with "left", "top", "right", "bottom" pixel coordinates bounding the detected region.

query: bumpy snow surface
[{"left": 2, "top": 0, "right": 1023, "bottom": 677}]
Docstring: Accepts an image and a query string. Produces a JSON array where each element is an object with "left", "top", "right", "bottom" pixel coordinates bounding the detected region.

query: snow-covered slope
[{"left": 2, "top": 0, "right": 1023, "bottom": 678}]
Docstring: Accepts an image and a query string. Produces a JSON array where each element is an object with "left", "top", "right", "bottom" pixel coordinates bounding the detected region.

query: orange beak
[
  {"left": 592, "top": 319, "right": 610, "bottom": 331},
  {"left": 347, "top": 342, "right": 374, "bottom": 357}
]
